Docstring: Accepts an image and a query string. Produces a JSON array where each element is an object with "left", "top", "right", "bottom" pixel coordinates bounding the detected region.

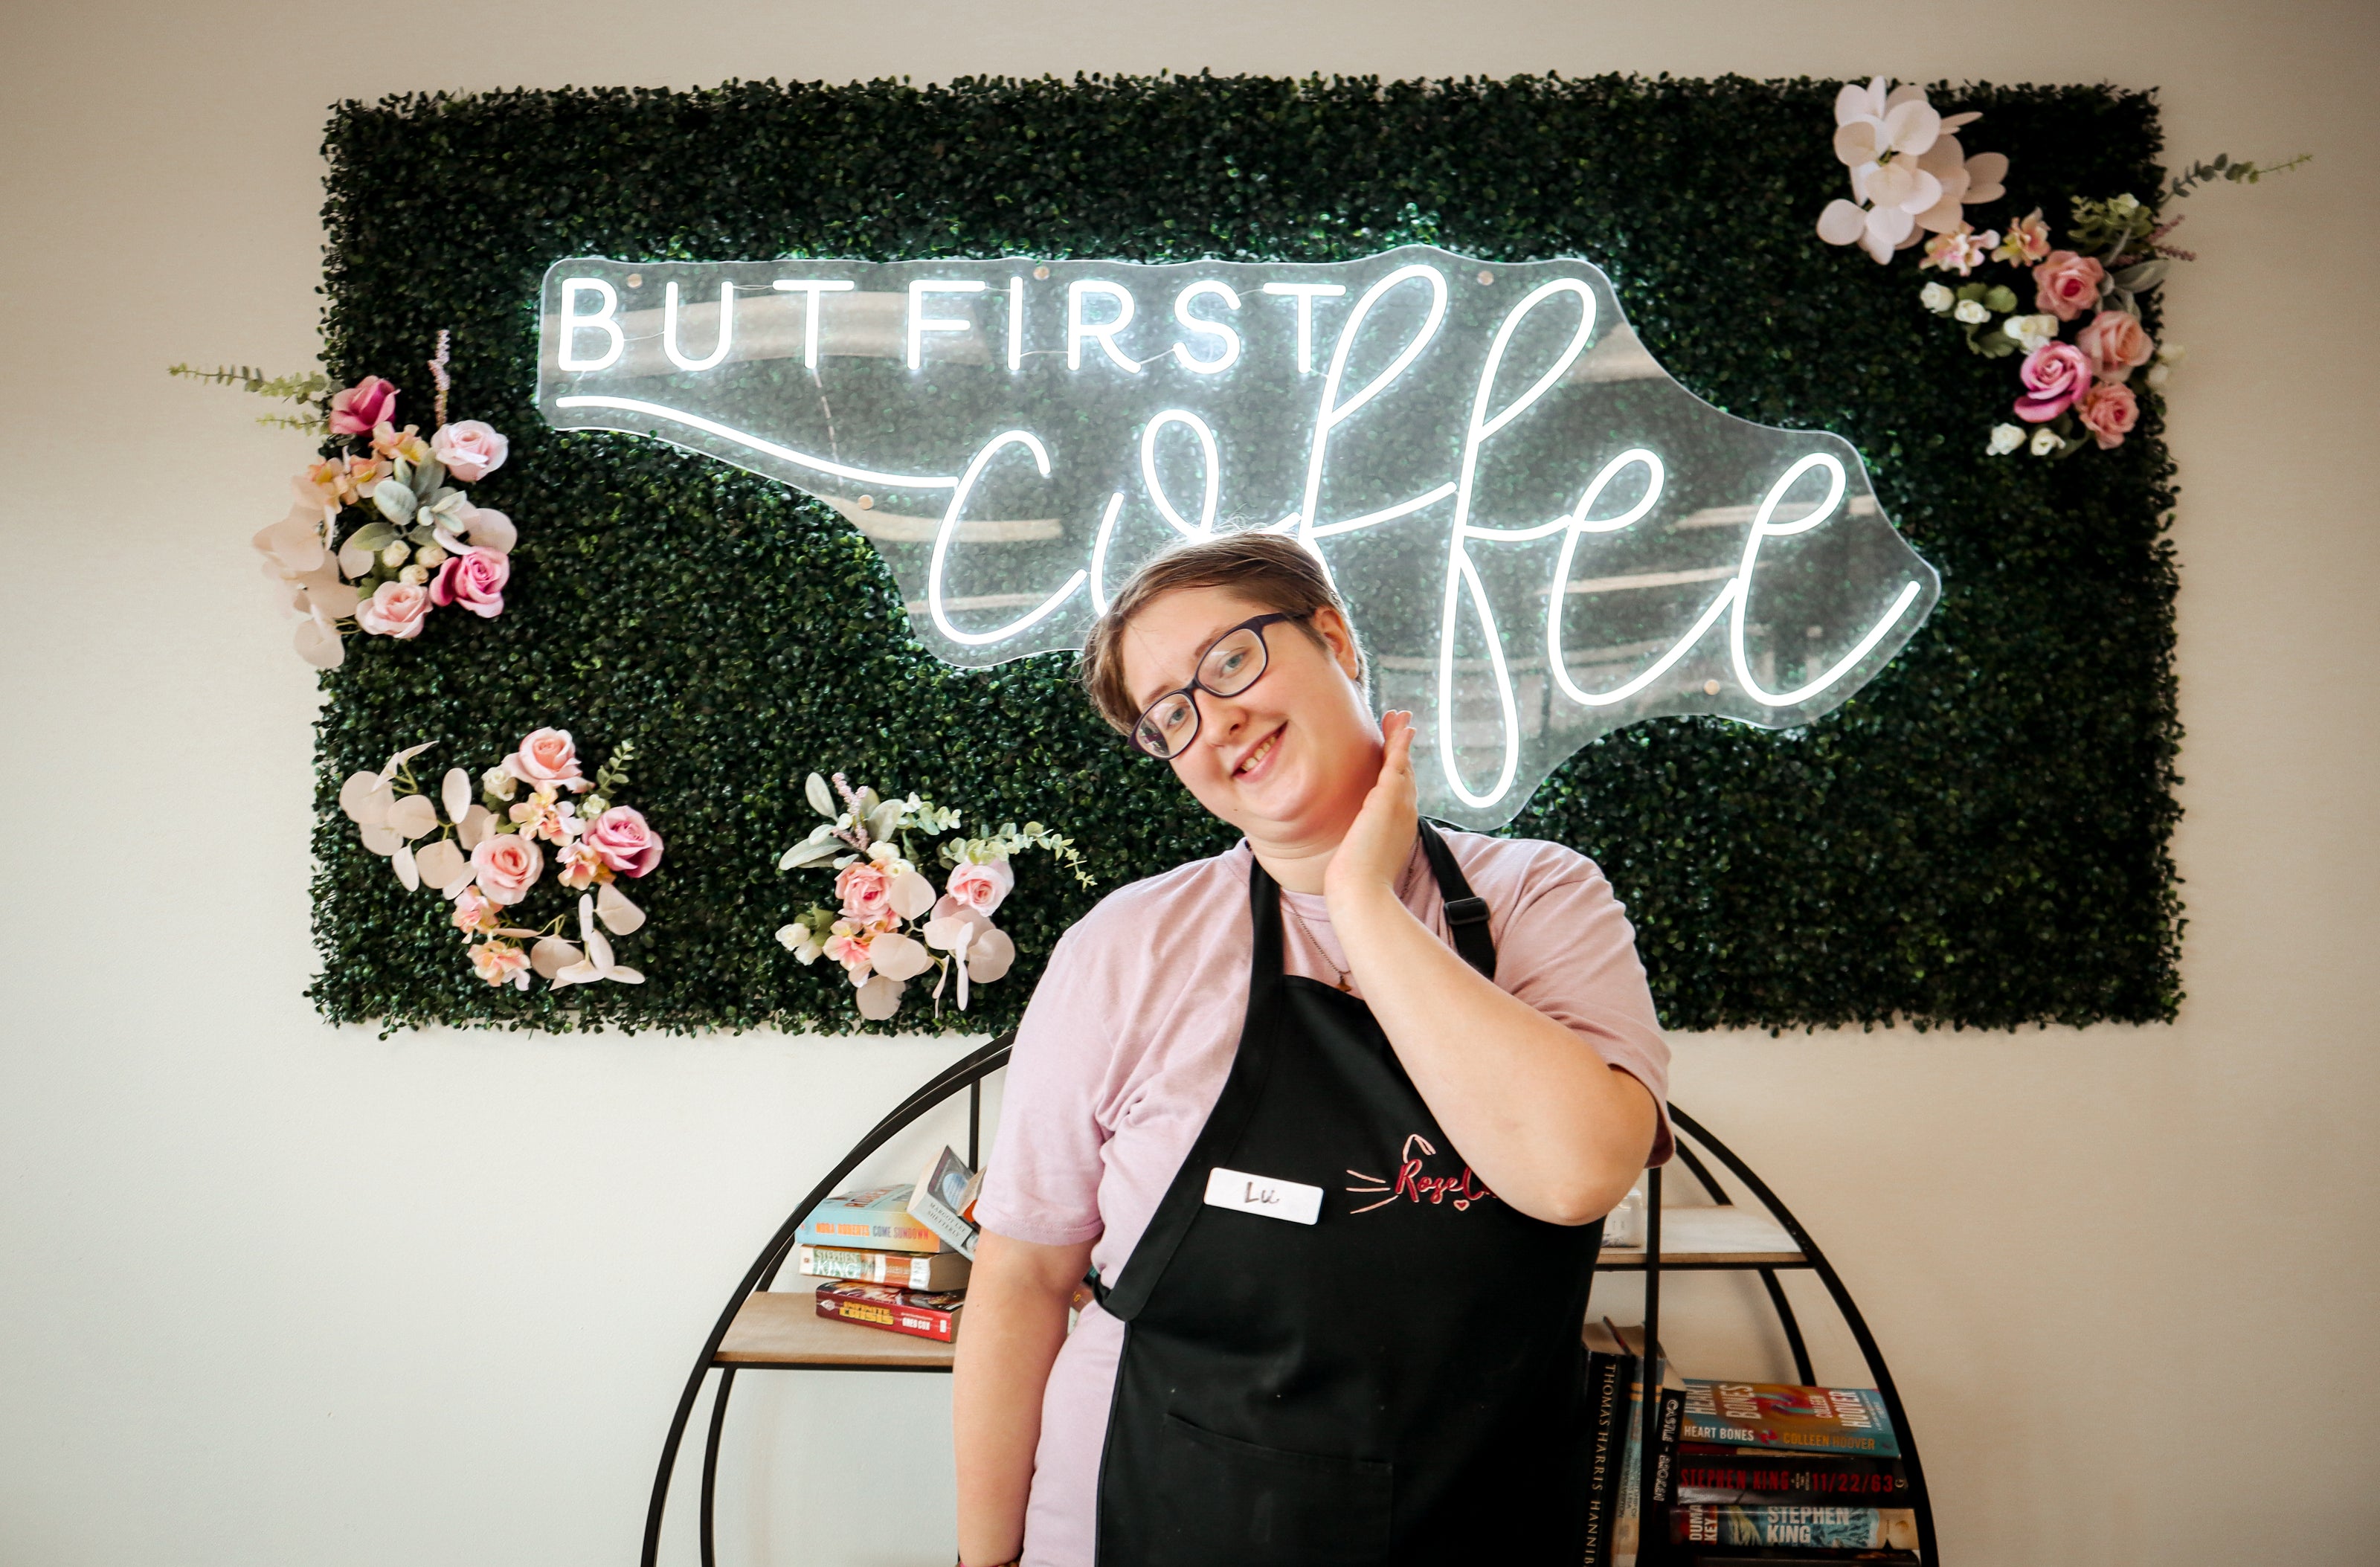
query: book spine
[
  {"left": 794, "top": 1218, "right": 945, "bottom": 1253},
  {"left": 906, "top": 1184, "right": 980, "bottom": 1260},
  {"left": 1675, "top": 1449, "right": 1909, "bottom": 1507},
  {"left": 1676, "top": 1420, "right": 1899, "bottom": 1458},
  {"left": 1666, "top": 1542, "right": 1923, "bottom": 1552},
  {"left": 1670, "top": 1505, "right": 1913, "bottom": 1553},
  {"left": 814, "top": 1290, "right": 959, "bottom": 1343},
  {"left": 1614, "top": 1357, "right": 1648, "bottom": 1567},
  {"left": 796, "top": 1245, "right": 970, "bottom": 1290},
  {"left": 1638, "top": 1386, "right": 1686, "bottom": 1567},
  {"left": 1581, "top": 1351, "right": 1628, "bottom": 1567}
]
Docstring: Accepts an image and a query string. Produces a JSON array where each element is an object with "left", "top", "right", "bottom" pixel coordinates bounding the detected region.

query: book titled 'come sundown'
[
  {"left": 794, "top": 1185, "right": 947, "bottom": 1254},
  {"left": 1681, "top": 1382, "right": 1900, "bottom": 1457}
]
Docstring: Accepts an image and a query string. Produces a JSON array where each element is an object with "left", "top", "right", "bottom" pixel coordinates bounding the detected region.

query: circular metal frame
[{"left": 640, "top": 1038, "right": 1937, "bottom": 1566}]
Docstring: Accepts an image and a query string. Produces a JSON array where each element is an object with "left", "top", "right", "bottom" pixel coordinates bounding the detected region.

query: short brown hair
[{"left": 1078, "top": 532, "right": 1362, "bottom": 733}]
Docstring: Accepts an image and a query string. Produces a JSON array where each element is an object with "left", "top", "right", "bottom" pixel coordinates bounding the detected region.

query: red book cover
[{"left": 812, "top": 1280, "right": 965, "bottom": 1343}]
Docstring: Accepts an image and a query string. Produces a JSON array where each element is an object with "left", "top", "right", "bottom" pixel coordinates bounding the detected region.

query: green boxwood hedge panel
[{"left": 309, "top": 73, "right": 2183, "bottom": 1035}]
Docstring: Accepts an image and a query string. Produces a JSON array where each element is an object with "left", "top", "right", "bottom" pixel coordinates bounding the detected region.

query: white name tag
[{"left": 1203, "top": 1167, "right": 1323, "bottom": 1226}]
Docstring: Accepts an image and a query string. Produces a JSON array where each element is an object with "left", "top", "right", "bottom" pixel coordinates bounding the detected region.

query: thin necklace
[{"left": 1282, "top": 896, "right": 1352, "bottom": 991}]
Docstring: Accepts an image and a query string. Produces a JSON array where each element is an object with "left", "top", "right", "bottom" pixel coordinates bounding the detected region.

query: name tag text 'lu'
[{"left": 1203, "top": 1167, "right": 1324, "bottom": 1226}]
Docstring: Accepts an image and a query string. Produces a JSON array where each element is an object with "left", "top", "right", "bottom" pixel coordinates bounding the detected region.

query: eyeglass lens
[{"left": 1133, "top": 625, "right": 1271, "bottom": 759}]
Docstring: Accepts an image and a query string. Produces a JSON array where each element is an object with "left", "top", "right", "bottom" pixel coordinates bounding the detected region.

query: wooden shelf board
[
  {"left": 716, "top": 1290, "right": 957, "bottom": 1370},
  {"left": 718, "top": 1207, "right": 1807, "bottom": 1371}
]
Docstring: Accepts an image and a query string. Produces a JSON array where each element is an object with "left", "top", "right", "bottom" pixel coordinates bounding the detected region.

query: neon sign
[{"left": 535, "top": 245, "right": 1939, "bottom": 828}]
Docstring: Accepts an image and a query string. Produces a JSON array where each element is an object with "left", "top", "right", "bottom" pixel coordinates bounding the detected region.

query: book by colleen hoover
[{"left": 1681, "top": 1382, "right": 1900, "bottom": 1457}]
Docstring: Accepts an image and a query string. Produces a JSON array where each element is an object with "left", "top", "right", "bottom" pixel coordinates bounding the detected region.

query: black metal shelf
[{"left": 641, "top": 1034, "right": 1937, "bottom": 1565}]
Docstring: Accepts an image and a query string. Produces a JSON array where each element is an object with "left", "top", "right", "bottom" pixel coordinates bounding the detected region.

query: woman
[{"left": 953, "top": 532, "right": 1670, "bottom": 1567}]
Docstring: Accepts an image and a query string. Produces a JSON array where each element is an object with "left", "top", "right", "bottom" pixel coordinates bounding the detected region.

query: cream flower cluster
[
  {"left": 776, "top": 771, "right": 1091, "bottom": 1023},
  {"left": 338, "top": 728, "right": 663, "bottom": 992},
  {"left": 1816, "top": 78, "right": 2009, "bottom": 264}
]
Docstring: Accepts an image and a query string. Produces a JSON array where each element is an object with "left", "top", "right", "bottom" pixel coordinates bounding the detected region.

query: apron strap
[
  {"left": 1090, "top": 855, "right": 1291, "bottom": 1319},
  {"left": 1416, "top": 820, "right": 1497, "bottom": 981}
]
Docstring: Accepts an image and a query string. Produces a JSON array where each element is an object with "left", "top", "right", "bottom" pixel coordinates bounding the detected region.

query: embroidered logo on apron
[{"left": 1343, "top": 1132, "right": 1499, "bottom": 1215}]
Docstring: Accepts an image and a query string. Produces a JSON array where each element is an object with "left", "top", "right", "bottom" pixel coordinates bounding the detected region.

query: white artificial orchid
[
  {"left": 1818, "top": 79, "right": 2004, "bottom": 263},
  {"left": 553, "top": 893, "right": 646, "bottom": 987}
]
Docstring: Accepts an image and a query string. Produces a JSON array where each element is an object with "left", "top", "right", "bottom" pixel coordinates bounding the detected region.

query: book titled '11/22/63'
[{"left": 812, "top": 1280, "right": 965, "bottom": 1343}]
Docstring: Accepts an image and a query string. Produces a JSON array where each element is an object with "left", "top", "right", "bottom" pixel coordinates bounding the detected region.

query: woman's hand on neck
[{"left": 1243, "top": 711, "right": 1418, "bottom": 898}]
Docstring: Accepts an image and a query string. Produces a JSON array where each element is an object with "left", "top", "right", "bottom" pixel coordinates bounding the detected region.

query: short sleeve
[
  {"left": 974, "top": 922, "right": 1113, "bottom": 1248},
  {"left": 1476, "top": 843, "right": 1675, "bottom": 1167}
]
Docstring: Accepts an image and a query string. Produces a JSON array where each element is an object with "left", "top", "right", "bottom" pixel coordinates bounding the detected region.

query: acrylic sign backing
[{"left": 535, "top": 247, "right": 1939, "bottom": 828}]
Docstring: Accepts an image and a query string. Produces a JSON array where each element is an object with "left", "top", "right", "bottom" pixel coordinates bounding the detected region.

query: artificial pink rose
[
  {"left": 2074, "top": 309, "right": 2155, "bottom": 383},
  {"left": 2014, "top": 342, "right": 2094, "bottom": 423},
  {"left": 2074, "top": 382, "right": 2141, "bottom": 449},
  {"left": 503, "top": 728, "right": 587, "bottom": 793},
  {"left": 836, "top": 862, "right": 892, "bottom": 922},
  {"left": 356, "top": 579, "right": 432, "bottom": 640},
  {"left": 944, "top": 857, "right": 1014, "bottom": 917},
  {"left": 469, "top": 831, "right": 545, "bottom": 906},
  {"left": 328, "top": 376, "right": 397, "bottom": 437},
  {"left": 2032, "top": 250, "right": 2106, "bottom": 322},
  {"left": 431, "top": 420, "right": 510, "bottom": 482},
  {"left": 585, "top": 805, "right": 666, "bottom": 878},
  {"left": 429, "top": 546, "right": 509, "bottom": 619}
]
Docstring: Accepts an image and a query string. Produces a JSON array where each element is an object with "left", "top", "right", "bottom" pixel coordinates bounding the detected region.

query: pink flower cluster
[
  {"left": 256, "top": 372, "right": 522, "bottom": 667},
  {"left": 2010, "top": 260, "right": 2150, "bottom": 448},
  {"left": 1940, "top": 212, "right": 2155, "bottom": 453},
  {"left": 338, "top": 729, "right": 663, "bottom": 994},
  {"left": 792, "top": 845, "right": 1019, "bottom": 1023}
]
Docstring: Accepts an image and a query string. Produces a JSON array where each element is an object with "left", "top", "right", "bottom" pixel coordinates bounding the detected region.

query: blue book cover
[{"left": 1681, "top": 1381, "right": 1899, "bottom": 1458}]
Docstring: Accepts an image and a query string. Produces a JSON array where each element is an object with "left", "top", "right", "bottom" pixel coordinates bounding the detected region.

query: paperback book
[
  {"left": 1670, "top": 1505, "right": 1916, "bottom": 1554},
  {"left": 1676, "top": 1445, "right": 1909, "bottom": 1506},
  {"left": 794, "top": 1185, "right": 948, "bottom": 1255},
  {"left": 812, "top": 1279, "right": 965, "bottom": 1344},
  {"left": 910, "top": 1147, "right": 982, "bottom": 1260},
  {"left": 1681, "top": 1382, "right": 1899, "bottom": 1458},
  {"left": 797, "top": 1244, "right": 973, "bottom": 1292},
  {"left": 1580, "top": 1333, "right": 1631, "bottom": 1567}
]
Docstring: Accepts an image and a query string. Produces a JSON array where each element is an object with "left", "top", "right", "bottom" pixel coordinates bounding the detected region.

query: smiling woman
[{"left": 951, "top": 532, "right": 1670, "bottom": 1567}]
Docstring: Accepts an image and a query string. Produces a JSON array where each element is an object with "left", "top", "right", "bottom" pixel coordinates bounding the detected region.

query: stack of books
[
  {"left": 792, "top": 1147, "right": 981, "bottom": 1345},
  {"left": 1583, "top": 1323, "right": 1917, "bottom": 1566}
]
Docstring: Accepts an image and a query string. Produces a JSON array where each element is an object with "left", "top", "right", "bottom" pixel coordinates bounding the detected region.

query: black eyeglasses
[{"left": 1128, "top": 612, "right": 1300, "bottom": 760}]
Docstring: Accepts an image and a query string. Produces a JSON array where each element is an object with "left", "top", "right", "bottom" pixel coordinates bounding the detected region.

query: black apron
[{"left": 1091, "top": 824, "right": 1604, "bottom": 1567}]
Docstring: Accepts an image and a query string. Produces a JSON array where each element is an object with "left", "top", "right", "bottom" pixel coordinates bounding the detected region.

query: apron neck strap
[
  {"left": 1247, "top": 823, "right": 1497, "bottom": 982},
  {"left": 1415, "top": 821, "right": 1496, "bottom": 980}
]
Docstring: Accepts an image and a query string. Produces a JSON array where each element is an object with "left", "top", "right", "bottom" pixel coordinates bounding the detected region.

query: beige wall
[{"left": 4, "top": 1, "right": 2375, "bottom": 1563}]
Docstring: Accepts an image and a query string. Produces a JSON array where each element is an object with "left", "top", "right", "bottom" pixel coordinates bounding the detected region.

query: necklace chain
[{"left": 1282, "top": 897, "right": 1352, "bottom": 991}]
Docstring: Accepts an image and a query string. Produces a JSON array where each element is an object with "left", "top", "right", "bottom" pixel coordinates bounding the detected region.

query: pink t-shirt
[{"left": 973, "top": 830, "right": 1670, "bottom": 1567}]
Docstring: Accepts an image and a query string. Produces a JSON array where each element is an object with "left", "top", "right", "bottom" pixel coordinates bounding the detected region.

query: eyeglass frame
[{"left": 1127, "top": 611, "right": 1305, "bottom": 760}]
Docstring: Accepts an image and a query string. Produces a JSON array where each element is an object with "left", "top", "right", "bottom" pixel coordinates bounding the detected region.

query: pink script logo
[{"left": 1345, "top": 1133, "right": 1497, "bottom": 1215}]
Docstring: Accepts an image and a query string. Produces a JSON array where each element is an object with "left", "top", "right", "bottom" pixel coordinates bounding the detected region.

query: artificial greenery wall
[{"left": 311, "top": 73, "right": 2182, "bottom": 1035}]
